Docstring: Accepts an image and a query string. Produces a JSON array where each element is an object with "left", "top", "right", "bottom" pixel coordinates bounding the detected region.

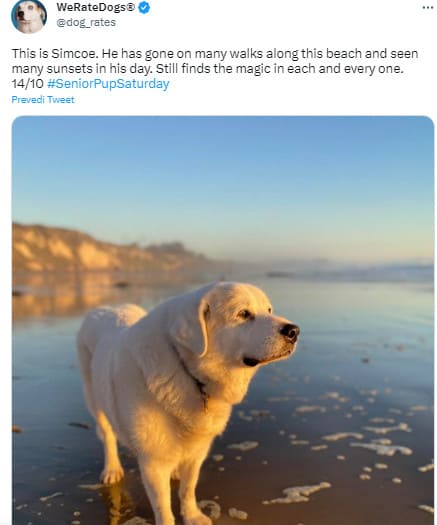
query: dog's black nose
[
  {"left": 18, "top": 10, "right": 24, "bottom": 16},
  {"left": 279, "top": 323, "right": 300, "bottom": 342}
]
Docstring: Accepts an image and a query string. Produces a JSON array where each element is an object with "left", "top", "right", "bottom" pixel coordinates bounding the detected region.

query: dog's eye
[
  {"left": 28, "top": 5, "right": 33, "bottom": 8},
  {"left": 238, "top": 309, "right": 253, "bottom": 320},
  {"left": 268, "top": 307, "right": 272, "bottom": 314}
]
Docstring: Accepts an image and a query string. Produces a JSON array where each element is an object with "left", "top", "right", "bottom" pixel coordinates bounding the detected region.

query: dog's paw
[
  {"left": 100, "top": 464, "right": 124, "bottom": 484},
  {"left": 183, "top": 513, "right": 213, "bottom": 525}
]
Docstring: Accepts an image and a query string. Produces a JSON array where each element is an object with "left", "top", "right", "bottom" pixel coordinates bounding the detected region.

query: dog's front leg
[
  {"left": 178, "top": 458, "right": 212, "bottom": 525},
  {"left": 139, "top": 456, "right": 175, "bottom": 525}
]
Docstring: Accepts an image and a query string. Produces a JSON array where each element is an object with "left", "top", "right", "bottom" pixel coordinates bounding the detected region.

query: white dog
[
  {"left": 77, "top": 282, "right": 299, "bottom": 525},
  {"left": 15, "top": 1, "right": 46, "bottom": 33}
]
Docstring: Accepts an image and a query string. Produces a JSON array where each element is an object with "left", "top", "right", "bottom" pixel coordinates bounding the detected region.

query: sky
[{"left": 12, "top": 116, "right": 434, "bottom": 264}]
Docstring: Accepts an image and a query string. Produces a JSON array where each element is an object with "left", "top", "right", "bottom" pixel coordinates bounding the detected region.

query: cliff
[{"left": 13, "top": 223, "right": 209, "bottom": 273}]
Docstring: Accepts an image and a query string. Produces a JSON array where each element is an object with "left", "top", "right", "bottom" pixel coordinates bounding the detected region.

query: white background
[{"left": 1, "top": 0, "right": 436, "bottom": 523}]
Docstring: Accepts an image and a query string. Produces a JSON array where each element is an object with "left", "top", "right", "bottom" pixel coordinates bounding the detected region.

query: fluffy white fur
[
  {"left": 77, "top": 282, "right": 299, "bottom": 525},
  {"left": 15, "top": 1, "right": 46, "bottom": 33}
]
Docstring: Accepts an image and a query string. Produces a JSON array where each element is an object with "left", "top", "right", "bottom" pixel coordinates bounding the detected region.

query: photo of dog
[
  {"left": 13, "top": 0, "right": 46, "bottom": 33},
  {"left": 77, "top": 282, "right": 299, "bottom": 525},
  {"left": 12, "top": 116, "right": 433, "bottom": 525}
]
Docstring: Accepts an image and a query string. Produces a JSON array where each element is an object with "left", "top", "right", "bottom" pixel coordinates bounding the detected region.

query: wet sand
[{"left": 13, "top": 275, "right": 434, "bottom": 524}]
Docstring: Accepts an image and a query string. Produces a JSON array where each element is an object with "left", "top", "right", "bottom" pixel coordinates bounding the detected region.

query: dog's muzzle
[{"left": 243, "top": 323, "right": 300, "bottom": 367}]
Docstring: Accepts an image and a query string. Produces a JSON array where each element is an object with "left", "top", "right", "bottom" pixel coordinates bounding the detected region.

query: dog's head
[
  {"left": 15, "top": 1, "right": 46, "bottom": 30},
  {"left": 169, "top": 282, "right": 299, "bottom": 403}
]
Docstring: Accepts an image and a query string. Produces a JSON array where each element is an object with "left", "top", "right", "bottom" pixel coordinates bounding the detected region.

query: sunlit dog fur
[
  {"left": 77, "top": 282, "right": 299, "bottom": 525},
  {"left": 15, "top": 1, "right": 46, "bottom": 33}
]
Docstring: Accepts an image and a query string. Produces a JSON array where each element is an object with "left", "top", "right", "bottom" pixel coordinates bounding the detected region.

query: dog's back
[{"left": 77, "top": 304, "right": 146, "bottom": 352}]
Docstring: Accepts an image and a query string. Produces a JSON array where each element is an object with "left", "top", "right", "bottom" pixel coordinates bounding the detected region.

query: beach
[{"left": 13, "top": 272, "right": 434, "bottom": 525}]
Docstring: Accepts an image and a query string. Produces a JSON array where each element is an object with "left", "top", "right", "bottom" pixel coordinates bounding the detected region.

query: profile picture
[{"left": 12, "top": 0, "right": 47, "bottom": 33}]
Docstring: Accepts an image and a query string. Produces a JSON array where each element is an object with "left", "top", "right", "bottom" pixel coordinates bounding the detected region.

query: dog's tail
[
  {"left": 77, "top": 310, "right": 102, "bottom": 417},
  {"left": 77, "top": 305, "right": 147, "bottom": 416}
]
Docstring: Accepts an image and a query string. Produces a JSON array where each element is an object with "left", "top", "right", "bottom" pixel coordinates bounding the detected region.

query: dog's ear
[
  {"left": 38, "top": 5, "right": 46, "bottom": 20},
  {"left": 169, "top": 288, "right": 209, "bottom": 357}
]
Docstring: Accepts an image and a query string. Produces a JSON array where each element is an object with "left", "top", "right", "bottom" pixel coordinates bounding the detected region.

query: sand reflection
[{"left": 12, "top": 271, "right": 215, "bottom": 320}]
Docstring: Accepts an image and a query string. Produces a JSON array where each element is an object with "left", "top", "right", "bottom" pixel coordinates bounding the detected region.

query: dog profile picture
[{"left": 12, "top": 0, "right": 47, "bottom": 33}]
